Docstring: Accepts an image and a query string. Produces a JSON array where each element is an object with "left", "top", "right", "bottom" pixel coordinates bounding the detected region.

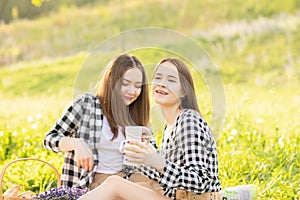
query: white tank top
[
  {"left": 163, "top": 125, "right": 173, "bottom": 148},
  {"left": 96, "top": 116, "right": 125, "bottom": 174}
]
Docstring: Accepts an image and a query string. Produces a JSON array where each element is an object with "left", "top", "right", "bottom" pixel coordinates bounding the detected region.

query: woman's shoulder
[
  {"left": 180, "top": 109, "right": 203, "bottom": 120},
  {"left": 178, "top": 109, "right": 213, "bottom": 139},
  {"left": 69, "top": 93, "right": 103, "bottom": 117},
  {"left": 178, "top": 109, "right": 209, "bottom": 128},
  {"left": 74, "top": 92, "right": 98, "bottom": 102}
]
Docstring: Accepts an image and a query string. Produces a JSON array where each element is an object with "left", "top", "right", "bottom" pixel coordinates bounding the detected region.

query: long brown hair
[
  {"left": 154, "top": 57, "right": 200, "bottom": 113},
  {"left": 96, "top": 54, "right": 149, "bottom": 140}
]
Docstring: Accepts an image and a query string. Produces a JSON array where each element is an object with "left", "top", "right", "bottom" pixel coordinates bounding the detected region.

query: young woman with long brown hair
[{"left": 44, "top": 54, "right": 151, "bottom": 190}]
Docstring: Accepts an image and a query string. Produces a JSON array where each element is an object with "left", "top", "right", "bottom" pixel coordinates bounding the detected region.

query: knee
[{"left": 104, "top": 175, "right": 124, "bottom": 186}]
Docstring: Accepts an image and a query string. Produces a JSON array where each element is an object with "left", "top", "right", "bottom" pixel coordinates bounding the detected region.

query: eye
[
  {"left": 122, "top": 81, "right": 129, "bottom": 86},
  {"left": 168, "top": 79, "right": 176, "bottom": 83},
  {"left": 135, "top": 83, "right": 142, "bottom": 89},
  {"left": 153, "top": 75, "right": 161, "bottom": 80}
]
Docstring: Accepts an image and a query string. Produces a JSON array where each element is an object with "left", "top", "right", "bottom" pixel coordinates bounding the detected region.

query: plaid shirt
[
  {"left": 138, "top": 109, "right": 221, "bottom": 199},
  {"left": 44, "top": 93, "right": 104, "bottom": 188}
]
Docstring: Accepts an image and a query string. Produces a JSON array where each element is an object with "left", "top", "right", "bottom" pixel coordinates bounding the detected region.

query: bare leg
[{"left": 78, "top": 175, "right": 170, "bottom": 200}]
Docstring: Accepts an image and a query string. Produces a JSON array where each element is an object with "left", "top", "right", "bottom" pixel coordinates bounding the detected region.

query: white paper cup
[
  {"left": 123, "top": 126, "right": 143, "bottom": 166},
  {"left": 125, "top": 126, "right": 143, "bottom": 141}
]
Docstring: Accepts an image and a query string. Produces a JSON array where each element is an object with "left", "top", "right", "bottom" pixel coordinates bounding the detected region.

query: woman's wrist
[{"left": 59, "top": 137, "right": 81, "bottom": 151}]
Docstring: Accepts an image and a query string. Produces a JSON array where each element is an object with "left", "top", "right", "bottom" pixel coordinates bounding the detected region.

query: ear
[{"left": 181, "top": 91, "right": 186, "bottom": 99}]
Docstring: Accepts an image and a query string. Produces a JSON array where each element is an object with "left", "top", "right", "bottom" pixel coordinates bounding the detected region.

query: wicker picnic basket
[{"left": 0, "top": 158, "right": 61, "bottom": 200}]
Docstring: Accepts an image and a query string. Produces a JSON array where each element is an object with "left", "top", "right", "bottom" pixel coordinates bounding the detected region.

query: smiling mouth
[
  {"left": 124, "top": 96, "right": 134, "bottom": 101},
  {"left": 155, "top": 89, "right": 168, "bottom": 95}
]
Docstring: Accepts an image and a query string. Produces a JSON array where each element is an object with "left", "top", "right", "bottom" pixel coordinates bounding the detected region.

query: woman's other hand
[
  {"left": 59, "top": 137, "right": 94, "bottom": 172},
  {"left": 74, "top": 139, "right": 94, "bottom": 172}
]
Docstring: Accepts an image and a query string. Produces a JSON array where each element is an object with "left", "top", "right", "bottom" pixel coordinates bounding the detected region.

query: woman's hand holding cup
[{"left": 123, "top": 140, "right": 165, "bottom": 170}]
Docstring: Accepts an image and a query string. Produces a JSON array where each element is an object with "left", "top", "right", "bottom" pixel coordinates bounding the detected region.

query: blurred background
[{"left": 0, "top": 0, "right": 299, "bottom": 199}]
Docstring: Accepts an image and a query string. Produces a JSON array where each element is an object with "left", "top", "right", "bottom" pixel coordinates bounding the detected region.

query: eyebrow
[{"left": 155, "top": 72, "right": 178, "bottom": 79}]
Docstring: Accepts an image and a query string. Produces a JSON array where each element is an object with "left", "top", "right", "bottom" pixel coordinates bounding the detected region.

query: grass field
[{"left": 0, "top": 0, "right": 299, "bottom": 199}]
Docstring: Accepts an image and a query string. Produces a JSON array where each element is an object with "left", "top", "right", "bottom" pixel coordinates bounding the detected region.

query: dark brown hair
[
  {"left": 96, "top": 54, "right": 149, "bottom": 140},
  {"left": 154, "top": 57, "right": 200, "bottom": 113}
]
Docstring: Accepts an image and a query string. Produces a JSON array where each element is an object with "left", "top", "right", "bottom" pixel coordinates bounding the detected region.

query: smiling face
[
  {"left": 121, "top": 67, "right": 143, "bottom": 105},
  {"left": 152, "top": 61, "right": 184, "bottom": 108}
]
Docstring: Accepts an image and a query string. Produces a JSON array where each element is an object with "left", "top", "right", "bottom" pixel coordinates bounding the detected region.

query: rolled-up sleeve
[
  {"left": 43, "top": 96, "right": 84, "bottom": 152},
  {"left": 138, "top": 165, "right": 161, "bottom": 182},
  {"left": 136, "top": 139, "right": 161, "bottom": 181}
]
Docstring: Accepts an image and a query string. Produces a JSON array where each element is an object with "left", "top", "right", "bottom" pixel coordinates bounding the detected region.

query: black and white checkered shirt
[
  {"left": 138, "top": 109, "right": 221, "bottom": 199},
  {"left": 44, "top": 93, "right": 104, "bottom": 188}
]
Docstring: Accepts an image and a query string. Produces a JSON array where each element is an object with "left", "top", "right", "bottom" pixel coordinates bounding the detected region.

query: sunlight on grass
[{"left": 0, "top": 0, "right": 299, "bottom": 198}]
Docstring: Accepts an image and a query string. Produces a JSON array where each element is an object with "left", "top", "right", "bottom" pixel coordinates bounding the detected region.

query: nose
[
  {"left": 157, "top": 82, "right": 166, "bottom": 88},
  {"left": 128, "top": 85, "right": 136, "bottom": 94}
]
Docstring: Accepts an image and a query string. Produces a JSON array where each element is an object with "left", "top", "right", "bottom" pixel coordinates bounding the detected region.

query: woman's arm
[
  {"left": 124, "top": 111, "right": 220, "bottom": 194},
  {"left": 43, "top": 94, "right": 95, "bottom": 171},
  {"left": 159, "top": 110, "right": 221, "bottom": 193},
  {"left": 43, "top": 95, "right": 84, "bottom": 152}
]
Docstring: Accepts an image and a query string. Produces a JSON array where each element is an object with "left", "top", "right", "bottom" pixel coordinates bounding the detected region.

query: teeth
[
  {"left": 156, "top": 89, "right": 167, "bottom": 95},
  {"left": 125, "top": 96, "right": 133, "bottom": 101}
]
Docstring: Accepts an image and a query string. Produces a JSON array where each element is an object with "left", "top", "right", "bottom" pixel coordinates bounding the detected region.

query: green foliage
[
  {"left": 1, "top": 160, "right": 60, "bottom": 193},
  {"left": 1, "top": 0, "right": 300, "bottom": 67},
  {"left": 0, "top": 54, "right": 87, "bottom": 98},
  {"left": 0, "top": 0, "right": 299, "bottom": 199},
  {"left": 0, "top": 0, "right": 107, "bottom": 23},
  {"left": 218, "top": 85, "right": 300, "bottom": 199}
]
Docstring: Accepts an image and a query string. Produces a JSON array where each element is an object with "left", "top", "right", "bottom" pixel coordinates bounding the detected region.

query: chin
[{"left": 154, "top": 99, "right": 165, "bottom": 105}]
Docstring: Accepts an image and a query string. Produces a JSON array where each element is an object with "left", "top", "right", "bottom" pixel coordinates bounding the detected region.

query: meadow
[{"left": 0, "top": 0, "right": 299, "bottom": 199}]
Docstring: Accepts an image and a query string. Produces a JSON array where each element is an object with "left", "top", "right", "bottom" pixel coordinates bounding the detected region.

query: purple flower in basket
[{"left": 33, "top": 186, "right": 88, "bottom": 200}]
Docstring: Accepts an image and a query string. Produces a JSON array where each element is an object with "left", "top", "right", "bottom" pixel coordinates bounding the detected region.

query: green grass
[
  {"left": 0, "top": 0, "right": 299, "bottom": 199},
  {"left": 219, "top": 84, "right": 300, "bottom": 199}
]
